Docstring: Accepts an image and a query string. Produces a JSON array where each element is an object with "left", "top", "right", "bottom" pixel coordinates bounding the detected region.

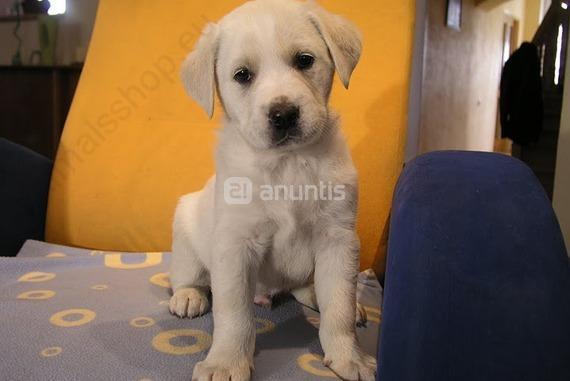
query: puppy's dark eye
[
  {"left": 295, "top": 53, "right": 314, "bottom": 70},
  {"left": 234, "top": 68, "right": 252, "bottom": 84}
]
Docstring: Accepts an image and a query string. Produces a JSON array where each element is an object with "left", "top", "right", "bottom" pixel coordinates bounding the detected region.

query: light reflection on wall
[
  {"left": 554, "top": 24, "right": 563, "bottom": 85},
  {"left": 46, "top": 0, "right": 66, "bottom": 15}
]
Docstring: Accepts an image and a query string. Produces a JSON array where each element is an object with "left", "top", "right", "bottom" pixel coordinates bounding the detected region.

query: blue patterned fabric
[
  {"left": 379, "top": 151, "right": 570, "bottom": 381},
  {"left": 0, "top": 240, "right": 382, "bottom": 380}
]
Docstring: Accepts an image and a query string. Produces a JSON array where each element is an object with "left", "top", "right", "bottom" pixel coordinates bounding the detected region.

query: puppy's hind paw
[
  {"left": 169, "top": 287, "right": 209, "bottom": 318},
  {"left": 291, "top": 284, "right": 319, "bottom": 310}
]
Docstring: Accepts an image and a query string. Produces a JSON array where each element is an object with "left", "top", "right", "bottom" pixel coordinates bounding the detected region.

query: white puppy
[{"left": 170, "top": 1, "right": 375, "bottom": 380}]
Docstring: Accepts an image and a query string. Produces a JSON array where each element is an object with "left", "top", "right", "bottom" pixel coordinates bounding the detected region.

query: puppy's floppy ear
[
  {"left": 181, "top": 23, "right": 220, "bottom": 118},
  {"left": 306, "top": 3, "right": 362, "bottom": 89}
]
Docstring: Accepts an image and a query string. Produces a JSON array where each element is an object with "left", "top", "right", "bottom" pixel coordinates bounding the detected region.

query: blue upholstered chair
[{"left": 378, "top": 151, "right": 570, "bottom": 381}]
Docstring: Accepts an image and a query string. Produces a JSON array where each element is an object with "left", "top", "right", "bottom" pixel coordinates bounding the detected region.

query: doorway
[
  {"left": 494, "top": 15, "right": 519, "bottom": 155},
  {"left": 515, "top": 1, "right": 568, "bottom": 199}
]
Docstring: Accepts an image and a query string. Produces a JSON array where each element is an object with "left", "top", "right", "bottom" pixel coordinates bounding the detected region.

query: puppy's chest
[
  {"left": 261, "top": 207, "right": 317, "bottom": 289},
  {"left": 259, "top": 157, "right": 329, "bottom": 285},
  {"left": 262, "top": 156, "right": 326, "bottom": 226}
]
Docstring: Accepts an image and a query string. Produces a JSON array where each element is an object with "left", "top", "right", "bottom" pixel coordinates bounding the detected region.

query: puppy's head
[{"left": 181, "top": 0, "right": 361, "bottom": 150}]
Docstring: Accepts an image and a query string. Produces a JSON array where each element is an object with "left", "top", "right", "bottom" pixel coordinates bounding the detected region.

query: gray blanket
[{"left": 0, "top": 240, "right": 382, "bottom": 380}]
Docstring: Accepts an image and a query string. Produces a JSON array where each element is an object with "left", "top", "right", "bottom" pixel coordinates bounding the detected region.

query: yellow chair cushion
[{"left": 46, "top": 0, "right": 415, "bottom": 272}]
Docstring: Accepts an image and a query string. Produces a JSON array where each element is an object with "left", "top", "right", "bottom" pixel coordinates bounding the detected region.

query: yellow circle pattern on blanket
[
  {"left": 18, "top": 272, "right": 56, "bottom": 282},
  {"left": 361, "top": 305, "right": 382, "bottom": 324},
  {"left": 50, "top": 309, "right": 96, "bottom": 327},
  {"left": 297, "top": 353, "right": 336, "bottom": 378},
  {"left": 152, "top": 329, "right": 212, "bottom": 355},
  {"left": 149, "top": 272, "right": 170, "bottom": 288},
  {"left": 40, "top": 346, "right": 62, "bottom": 357},
  {"left": 44, "top": 0, "right": 415, "bottom": 274},
  {"left": 255, "top": 318, "right": 275, "bottom": 334},
  {"left": 17, "top": 290, "right": 56, "bottom": 300},
  {"left": 46, "top": 252, "right": 66, "bottom": 258},
  {"left": 130, "top": 317, "right": 156, "bottom": 328}
]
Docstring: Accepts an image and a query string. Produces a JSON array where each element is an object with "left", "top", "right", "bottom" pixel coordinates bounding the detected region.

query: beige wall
[
  {"left": 524, "top": 0, "right": 542, "bottom": 40},
  {"left": 553, "top": 38, "right": 570, "bottom": 249},
  {"left": 0, "top": 0, "right": 98, "bottom": 65},
  {"left": 419, "top": 0, "right": 526, "bottom": 153}
]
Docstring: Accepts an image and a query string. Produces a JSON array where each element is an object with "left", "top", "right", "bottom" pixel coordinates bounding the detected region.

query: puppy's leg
[
  {"left": 291, "top": 284, "right": 318, "bottom": 310},
  {"left": 292, "top": 284, "right": 367, "bottom": 325},
  {"left": 192, "top": 222, "right": 266, "bottom": 381},
  {"left": 169, "top": 238, "right": 210, "bottom": 318},
  {"left": 314, "top": 227, "right": 376, "bottom": 381},
  {"left": 169, "top": 193, "right": 211, "bottom": 318}
]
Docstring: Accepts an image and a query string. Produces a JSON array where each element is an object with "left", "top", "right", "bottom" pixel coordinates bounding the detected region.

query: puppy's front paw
[
  {"left": 192, "top": 356, "right": 252, "bottom": 381},
  {"left": 324, "top": 347, "right": 376, "bottom": 381},
  {"left": 169, "top": 287, "right": 209, "bottom": 318}
]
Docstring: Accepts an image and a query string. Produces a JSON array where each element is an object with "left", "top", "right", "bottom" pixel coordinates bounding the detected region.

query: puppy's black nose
[{"left": 268, "top": 103, "right": 300, "bottom": 130}]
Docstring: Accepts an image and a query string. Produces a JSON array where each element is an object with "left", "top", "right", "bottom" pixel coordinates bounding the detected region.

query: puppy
[{"left": 169, "top": 1, "right": 375, "bottom": 380}]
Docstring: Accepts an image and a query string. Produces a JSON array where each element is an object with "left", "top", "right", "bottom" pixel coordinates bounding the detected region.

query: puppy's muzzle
[
  {"left": 269, "top": 102, "right": 299, "bottom": 130},
  {"left": 268, "top": 101, "right": 300, "bottom": 145}
]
